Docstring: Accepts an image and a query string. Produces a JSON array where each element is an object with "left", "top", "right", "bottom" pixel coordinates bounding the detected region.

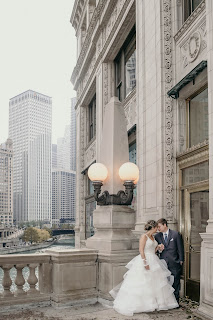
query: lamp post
[{"left": 88, "top": 162, "right": 139, "bottom": 206}]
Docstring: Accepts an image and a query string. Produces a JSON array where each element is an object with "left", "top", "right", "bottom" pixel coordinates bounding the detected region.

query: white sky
[{"left": 0, "top": 0, "right": 76, "bottom": 144}]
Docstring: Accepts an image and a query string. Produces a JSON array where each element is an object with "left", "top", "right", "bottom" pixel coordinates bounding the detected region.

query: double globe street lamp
[{"left": 88, "top": 162, "right": 139, "bottom": 206}]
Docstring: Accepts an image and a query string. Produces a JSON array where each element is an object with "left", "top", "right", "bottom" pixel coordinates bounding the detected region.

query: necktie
[{"left": 164, "top": 233, "right": 168, "bottom": 244}]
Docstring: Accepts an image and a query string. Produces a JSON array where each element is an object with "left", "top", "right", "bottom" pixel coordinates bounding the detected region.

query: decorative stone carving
[
  {"left": 80, "top": 107, "right": 85, "bottom": 226},
  {"left": 124, "top": 91, "right": 136, "bottom": 131},
  {"left": 103, "top": 63, "right": 108, "bottom": 106},
  {"left": 72, "top": 0, "right": 135, "bottom": 104},
  {"left": 174, "top": 0, "right": 206, "bottom": 42},
  {"left": 85, "top": 140, "right": 96, "bottom": 169},
  {"left": 163, "top": 0, "right": 174, "bottom": 219},
  {"left": 181, "top": 19, "right": 206, "bottom": 68}
]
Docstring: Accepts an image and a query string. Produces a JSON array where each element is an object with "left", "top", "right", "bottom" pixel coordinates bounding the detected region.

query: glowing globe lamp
[
  {"left": 88, "top": 163, "right": 108, "bottom": 182},
  {"left": 119, "top": 162, "right": 139, "bottom": 182}
]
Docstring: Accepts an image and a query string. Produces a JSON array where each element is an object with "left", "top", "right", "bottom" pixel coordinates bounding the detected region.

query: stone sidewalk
[{"left": 0, "top": 302, "right": 206, "bottom": 320}]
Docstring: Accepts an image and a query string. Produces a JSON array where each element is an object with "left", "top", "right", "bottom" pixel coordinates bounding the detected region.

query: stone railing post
[
  {"left": 2, "top": 264, "right": 13, "bottom": 297},
  {"left": 14, "top": 264, "right": 26, "bottom": 296},
  {"left": 27, "top": 263, "right": 38, "bottom": 294}
]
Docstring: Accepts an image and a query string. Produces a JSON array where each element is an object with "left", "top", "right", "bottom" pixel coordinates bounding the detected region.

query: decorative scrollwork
[{"left": 93, "top": 181, "right": 135, "bottom": 206}]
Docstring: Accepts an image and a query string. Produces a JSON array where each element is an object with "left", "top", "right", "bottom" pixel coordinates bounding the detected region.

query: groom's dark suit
[{"left": 155, "top": 229, "right": 184, "bottom": 302}]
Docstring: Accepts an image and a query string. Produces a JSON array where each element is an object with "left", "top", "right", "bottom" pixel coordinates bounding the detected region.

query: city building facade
[
  {"left": 52, "top": 169, "right": 76, "bottom": 226},
  {"left": 70, "top": 97, "right": 77, "bottom": 172},
  {"left": 52, "top": 144, "right": 58, "bottom": 169},
  {"left": 9, "top": 90, "right": 52, "bottom": 223},
  {"left": 0, "top": 139, "right": 13, "bottom": 227},
  {"left": 57, "top": 125, "right": 71, "bottom": 171},
  {"left": 71, "top": 0, "right": 213, "bottom": 316}
]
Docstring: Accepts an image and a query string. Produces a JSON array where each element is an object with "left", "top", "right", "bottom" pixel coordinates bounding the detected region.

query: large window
[
  {"left": 184, "top": 0, "right": 203, "bottom": 21},
  {"left": 188, "top": 87, "right": 208, "bottom": 147},
  {"left": 88, "top": 94, "right": 96, "bottom": 141},
  {"left": 115, "top": 26, "right": 136, "bottom": 101}
]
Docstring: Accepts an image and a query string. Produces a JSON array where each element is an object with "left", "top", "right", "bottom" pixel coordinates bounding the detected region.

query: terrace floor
[{"left": 0, "top": 300, "right": 207, "bottom": 320}]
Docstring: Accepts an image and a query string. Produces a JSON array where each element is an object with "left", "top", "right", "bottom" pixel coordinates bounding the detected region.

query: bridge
[{"left": 52, "top": 229, "right": 75, "bottom": 236}]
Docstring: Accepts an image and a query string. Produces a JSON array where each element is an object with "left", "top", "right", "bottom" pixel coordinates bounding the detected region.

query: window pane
[
  {"left": 189, "top": 88, "right": 208, "bottom": 147},
  {"left": 192, "top": 0, "right": 202, "bottom": 11},
  {"left": 184, "top": 0, "right": 202, "bottom": 21},
  {"left": 182, "top": 162, "right": 209, "bottom": 186},
  {"left": 125, "top": 50, "right": 136, "bottom": 97}
]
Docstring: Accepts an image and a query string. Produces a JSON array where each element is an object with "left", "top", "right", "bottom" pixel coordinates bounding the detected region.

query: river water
[{"left": 0, "top": 237, "right": 75, "bottom": 293}]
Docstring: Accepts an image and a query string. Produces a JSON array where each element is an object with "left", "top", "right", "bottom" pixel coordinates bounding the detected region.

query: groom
[{"left": 155, "top": 218, "right": 184, "bottom": 304}]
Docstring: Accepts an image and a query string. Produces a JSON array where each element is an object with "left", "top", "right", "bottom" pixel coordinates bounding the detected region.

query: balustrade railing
[
  {"left": 0, "top": 249, "right": 98, "bottom": 308},
  {"left": 0, "top": 254, "right": 51, "bottom": 306}
]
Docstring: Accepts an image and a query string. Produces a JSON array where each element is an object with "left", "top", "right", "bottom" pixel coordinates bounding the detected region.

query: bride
[{"left": 109, "top": 220, "right": 178, "bottom": 316}]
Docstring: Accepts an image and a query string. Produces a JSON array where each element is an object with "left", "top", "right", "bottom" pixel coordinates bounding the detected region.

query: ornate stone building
[
  {"left": 0, "top": 139, "right": 13, "bottom": 227},
  {"left": 71, "top": 0, "right": 213, "bottom": 317}
]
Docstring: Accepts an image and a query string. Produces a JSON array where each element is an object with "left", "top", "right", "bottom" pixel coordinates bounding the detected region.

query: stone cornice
[
  {"left": 70, "top": 0, "right": 87, "bottom": 32},
  {"left": 177, "top": 140, "right": 209, "bottom": 161},
  {"left": 74, "top": 0, "right": 135, "bottom": 109},
  {"left": 71, "top": 0, "right": 134, "bottom": 90},
  {"left": 71, "top": 0, "right": 106, "bottom": 85},
  {"left": 174, "top": 0, "right": 205, "bottom": 42}
]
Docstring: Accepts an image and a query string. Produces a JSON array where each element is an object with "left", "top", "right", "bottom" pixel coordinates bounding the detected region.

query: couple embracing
[{"left": 110, "top": 218, "right": 184, "bottom": 317}]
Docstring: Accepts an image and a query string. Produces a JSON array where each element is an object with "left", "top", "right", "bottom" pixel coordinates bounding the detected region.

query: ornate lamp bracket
[{"left": 93, "top": 181, "right": 135, "bottom": 206}]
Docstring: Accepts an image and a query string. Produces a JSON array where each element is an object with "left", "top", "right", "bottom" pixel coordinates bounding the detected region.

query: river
[{"left": 0, "top": 237, "right": 75, "bottom": 293}]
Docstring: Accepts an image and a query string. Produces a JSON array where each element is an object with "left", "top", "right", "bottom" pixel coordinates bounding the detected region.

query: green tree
[
  {"left": 22, "top": 227, "right": 40, "bottom": 244},
  {"left": 38, "top": 229, "right": 50, "bottom": 242}
]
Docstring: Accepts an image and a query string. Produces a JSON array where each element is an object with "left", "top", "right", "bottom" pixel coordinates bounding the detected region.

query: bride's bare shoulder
[{"left": 140, "top": 234, "right": 148, "bottom": 241}]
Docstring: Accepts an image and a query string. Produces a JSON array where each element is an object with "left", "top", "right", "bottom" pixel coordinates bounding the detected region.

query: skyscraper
[
  {"left": 70, "top": 97, "right": 76, "bottom": 172},
  {"left": 57, "top": 125, "right": 70, "bottom": 170},
  {"left": 52, "top": 169, "right": 76, "bottom": 225},
  {"left": 52, "top": 144, "right": 57, "bottom": 169},
  {"left": 0, "top": 139, "right": 13, "bottom": 226},
  {"left": 9, "top": 90, "right": 52, "bottom": 223}
]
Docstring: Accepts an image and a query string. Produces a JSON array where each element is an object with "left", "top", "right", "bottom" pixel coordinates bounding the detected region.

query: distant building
[
  {"left": 52, "top": 169, "right": 76, "bottom": 225},
  {"left": 9, "top": 90, "right": 52, "bottom": 223},
  {"left": 52, "top": 144, "right": 57, "bottom": 168},
  {"left": 70, "top": 97, "right": 76, "bottom": 172},
  {"left": 57, "top": 125, "right": 70, "bottom": 171},
  {"left": 0, "top": 139, "right": 13, "bottom": 226}
]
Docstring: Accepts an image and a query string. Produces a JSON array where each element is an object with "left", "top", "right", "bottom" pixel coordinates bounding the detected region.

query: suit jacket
[{"left": 155, "top": 229, "right": 184, "bottom": 271}]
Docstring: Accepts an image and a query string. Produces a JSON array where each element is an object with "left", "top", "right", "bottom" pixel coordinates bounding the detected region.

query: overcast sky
[{"left": 0, "top": 0, "right": 76, "bottom": 144}]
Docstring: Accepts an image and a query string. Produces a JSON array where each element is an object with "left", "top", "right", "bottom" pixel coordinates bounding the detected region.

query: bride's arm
[{"left": 139, "top": 235, "right": 150, "bottom": 270}]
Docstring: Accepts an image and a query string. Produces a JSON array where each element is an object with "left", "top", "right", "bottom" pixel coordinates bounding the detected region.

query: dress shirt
[{"left": 163, "top": 229, "right": 169, "bottom": 241}]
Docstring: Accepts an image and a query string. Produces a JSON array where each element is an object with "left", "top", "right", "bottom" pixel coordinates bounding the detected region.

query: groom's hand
[{"left": 158, "top": 244, "right": 164, "bottom": 252}]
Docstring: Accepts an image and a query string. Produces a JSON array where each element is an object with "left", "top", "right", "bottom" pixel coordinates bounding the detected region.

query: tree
[
  {"left": 22, "top": 227, "right": 40, "bottom": 244},
  {"left": 43, "top": 226, "right": 53, "bottom": 236},
  {"left": 38, "top": 229, "right": 50, "bottom": 242}
]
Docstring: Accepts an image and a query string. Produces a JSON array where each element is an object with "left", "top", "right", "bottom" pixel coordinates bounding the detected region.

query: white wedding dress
[{"left": 109, "top": 235, "right": 178, "bottom": 316}]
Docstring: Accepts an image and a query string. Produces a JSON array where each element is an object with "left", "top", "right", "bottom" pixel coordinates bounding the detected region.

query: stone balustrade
[{"left": 0, "top": 249, "right": 98, "bottom": 307}]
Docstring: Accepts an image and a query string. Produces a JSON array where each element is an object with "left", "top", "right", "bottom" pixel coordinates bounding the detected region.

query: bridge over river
[{"left": 52, "top": 229, "right": 75, "bottom": 236}]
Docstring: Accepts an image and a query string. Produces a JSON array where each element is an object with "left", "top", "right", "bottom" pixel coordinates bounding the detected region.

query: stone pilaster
[{"left": 198, "top": 0, "right": 213, "bottom": 318}]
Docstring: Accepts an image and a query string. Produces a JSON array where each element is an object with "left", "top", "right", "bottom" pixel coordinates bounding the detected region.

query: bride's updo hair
[{"left": 144, "top": 220, "right": 157, "bottom": 231}]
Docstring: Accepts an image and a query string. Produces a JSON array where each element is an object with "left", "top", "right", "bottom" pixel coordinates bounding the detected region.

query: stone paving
[{"left": 0, "top": 300, "right": 207, "bottom": 320}]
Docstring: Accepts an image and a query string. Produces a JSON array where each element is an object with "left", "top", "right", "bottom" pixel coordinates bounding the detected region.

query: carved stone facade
[
  {"left": 175, "top": 1, "right": 207, "bottom": 81},
  {"left": 163, "top": 0, "right": 175, "bottom": 220},
  {"left": 71, "top": 0, "right": 213, "bottom": 314}
]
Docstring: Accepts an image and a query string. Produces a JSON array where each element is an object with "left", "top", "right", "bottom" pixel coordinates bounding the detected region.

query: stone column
[
  {"left": 198, "top": 0, "right": 213, "bottom": 317},
  {"left": 86, "top": 96, "right": 138, "bottom": 300},
  {"left": 75, "top": 105, "right": 86, "bottom": 248}
]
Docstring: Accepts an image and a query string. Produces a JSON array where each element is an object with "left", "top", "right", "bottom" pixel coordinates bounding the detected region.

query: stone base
[
  {"left": 0, "top": 293, "right": 50, "bottom": 308},
  {"left": 86, "top": 205, "right": 135, "bottom": 252},
  {"left": 198, "top": 232, "right": 213, "bottom": 320},
  {"left": 51, "top": 289, "right": 98, "bottom": 306},
  {"left": 97, "top": 250, "right": 139, "bottom": 298}
]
